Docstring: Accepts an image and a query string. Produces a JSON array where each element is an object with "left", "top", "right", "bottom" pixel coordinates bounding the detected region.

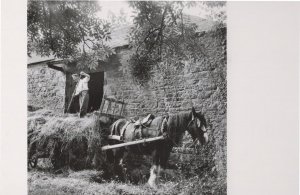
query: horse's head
[{"left": 187, "top": 107, "right": 208, "bottom": 145}]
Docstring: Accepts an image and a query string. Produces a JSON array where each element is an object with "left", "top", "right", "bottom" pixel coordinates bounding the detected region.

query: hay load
[{"left": 28, "top": 109, "right": 111, "bottom": 170}]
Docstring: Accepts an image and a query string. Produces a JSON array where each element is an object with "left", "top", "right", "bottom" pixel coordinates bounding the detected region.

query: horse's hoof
[
  {"left": 54, "top": 169, "right": 63, "bottom": 174},
  {"left": 147, "top": 182, "right": 157, "bottom": 189}
]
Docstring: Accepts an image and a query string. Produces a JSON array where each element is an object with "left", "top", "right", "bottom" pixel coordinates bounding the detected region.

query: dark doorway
[
  {"left": 66, "top": 72, "right": 104, "bottom": 113},
  {"left": 87, "top": 72, "right": 104, "bottom": 112}
]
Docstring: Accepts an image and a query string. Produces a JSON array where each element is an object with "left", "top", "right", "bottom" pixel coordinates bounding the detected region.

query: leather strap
[{"left": 120, "top": 121, "right": 132, "bottom": 140}]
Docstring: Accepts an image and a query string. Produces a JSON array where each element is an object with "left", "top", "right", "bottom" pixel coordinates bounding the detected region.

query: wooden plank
[
  {"left": 106, "top": 101, "right": 111, "bottom": 114},
  {"left": 99, "top": 98, "right": 104, "bottom": 113},
  {"left": 101, "top": 136, "right": 165, "bottom": 151},
  {"left": 120, "top": 104, "right": 125, "bottom": 116},
  {"left": 109, "top": 102, "right": 115, "bottom": 115},
  {"left": 112, "top": 102, "right": 116, "bottom": 115},
  {"left": 108, "top": 135, "right": 121, "bottom": 140}
]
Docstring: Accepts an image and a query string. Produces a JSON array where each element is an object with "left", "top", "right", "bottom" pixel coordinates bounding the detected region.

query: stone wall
[
  {"left": 27, "top": 63, "right": 66, "bottom": 113},
  {"left": 105, "top": 28, "right": 227, "bottom": 179},
  {"left": 26, "top": 27, "right": 227, "bottom": 180}
]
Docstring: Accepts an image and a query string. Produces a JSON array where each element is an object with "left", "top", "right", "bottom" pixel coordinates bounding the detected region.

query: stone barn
[
  {"left": 27, "top": 15, "right": 226, "bottom": 180},
  {"left": 28, "top": 58, "right": 107, "bottom": 114},
  {"left": 27, "top": 25, "right": 130, "bottom": 114}
]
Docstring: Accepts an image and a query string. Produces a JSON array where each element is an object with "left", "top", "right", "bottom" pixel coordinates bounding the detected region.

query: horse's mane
[{"left": 166, "top": 112, "right": 191, "bottom": 145}]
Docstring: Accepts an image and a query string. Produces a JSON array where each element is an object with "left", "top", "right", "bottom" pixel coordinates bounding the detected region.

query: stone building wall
[
  {"left": 27, "top": 63, "right": 66, "bottom": 113},
  {"left": 105, "top": 28, "right": 227, "bottom": 179},
  {"left": 26, "top": 27, "right": 227, "bottom": 180}
]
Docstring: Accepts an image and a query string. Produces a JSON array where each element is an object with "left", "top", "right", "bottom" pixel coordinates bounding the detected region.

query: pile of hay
[{"left": 28, "top": 109, "right": 111, "bottom": 170}]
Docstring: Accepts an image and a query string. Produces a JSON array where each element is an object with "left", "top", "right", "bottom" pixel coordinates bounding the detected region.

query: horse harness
[
  {"left": 119, "top": 114, "right": 169, "bottom": 141},
  {"left": 187, "top": 115, "right": 207, "bottom": 133},
  {"left": 167, "top": 115, "right": 206, "bottom": 147}
]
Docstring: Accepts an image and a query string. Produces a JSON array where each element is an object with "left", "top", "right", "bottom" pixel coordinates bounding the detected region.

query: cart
[{"left": 98, "top": 97, "right": 167, "bottom": 151}]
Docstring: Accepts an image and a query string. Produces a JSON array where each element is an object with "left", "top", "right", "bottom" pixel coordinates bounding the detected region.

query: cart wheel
[
  {"left": 51, "top": 158, "right": 60, "bottom": 170},
  {"left": 28, "top": 158, "right": 38, "bottom": 168}
]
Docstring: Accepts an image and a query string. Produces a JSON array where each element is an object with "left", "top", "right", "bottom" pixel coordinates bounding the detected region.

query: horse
[{"left": 105, "top": 107, "right": 208, "bottom": 187}]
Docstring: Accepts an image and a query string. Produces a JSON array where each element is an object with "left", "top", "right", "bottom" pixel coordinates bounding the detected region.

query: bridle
[
  {"left": 187, "top": 116, "right": 207, "bottom": 134},
  {"left": 185, "top": 116, "right": 208, "bottom": 147},
  {"left": 166, "top": 114, "right": 207, "bottom": 147},
  {"left": 187, "top": 117, "right": 196, "bottom": 129}
]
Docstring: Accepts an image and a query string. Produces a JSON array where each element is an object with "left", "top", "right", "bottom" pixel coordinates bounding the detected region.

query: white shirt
[{"left": 75, "top": 76, "right": 90, "bottom": 95}]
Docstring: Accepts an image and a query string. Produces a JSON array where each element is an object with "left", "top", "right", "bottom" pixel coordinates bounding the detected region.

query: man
[{"left": 71, "top": 71, "right": 90, "bottom": 117}]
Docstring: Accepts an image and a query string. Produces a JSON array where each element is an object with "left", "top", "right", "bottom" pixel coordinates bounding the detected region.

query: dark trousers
[{"left": 78, "top": 90, "right": 89, "bottom": 117}]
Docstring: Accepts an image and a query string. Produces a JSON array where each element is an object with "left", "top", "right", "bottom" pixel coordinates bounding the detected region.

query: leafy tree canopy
[
  {"left": 27, "top": 1, "right": 225, "bottom": 75},
  {"left": 127, "top": 1, "right": 225, "bottom": 84},
  {"left": 27, "top": 1, "right": 114, "bottom": 69}
]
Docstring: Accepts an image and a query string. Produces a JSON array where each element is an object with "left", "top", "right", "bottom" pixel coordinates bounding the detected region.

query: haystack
[{"left": 28, "top": 109, "right": 111, "bottom": 170}]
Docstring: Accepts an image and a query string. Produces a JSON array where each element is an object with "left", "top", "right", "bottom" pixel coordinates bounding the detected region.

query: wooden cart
[
  {"left": 98, "top": 96, "right": 166, "bottom": 151},
  {"left": 98, "top": 95, "right": 126, "bottom": 120}
]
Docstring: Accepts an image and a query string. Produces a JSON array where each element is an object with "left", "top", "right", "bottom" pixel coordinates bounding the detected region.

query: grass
[
  {"left": 28, "top": 159, "right": 226, "bottom": 195},
  {"left": 28, "top": 169, "right": 182, "bottom": 195}
]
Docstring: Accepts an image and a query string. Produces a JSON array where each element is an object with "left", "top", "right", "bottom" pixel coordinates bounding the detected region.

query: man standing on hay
[{"left": 68, "top": 71, "right": 90, "bottom": 118}]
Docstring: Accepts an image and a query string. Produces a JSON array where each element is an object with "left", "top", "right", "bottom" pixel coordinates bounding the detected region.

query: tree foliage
[
  {"left": 27, "top": 1, "right": 225, "bottom": 73},
  {"left": 199, "top": 1, "right": 226, "bottom": 26},
  {"left": 27, "top": 1, "right": 113, "bottom": 69},
  {"left": 128, "top": 1, "right": 215, "bottom": 84},
  {"left": 106, "top": 8, "right": 131, "bottom": 28}
]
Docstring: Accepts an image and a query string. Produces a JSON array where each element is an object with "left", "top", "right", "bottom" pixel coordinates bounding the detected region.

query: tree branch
[
  {"left": 136, "top": 27, "right": 160, "bottom": 54},
  {"left": 158, "top": 5, "right": 168, "bottom": 59},
  {"left": 78, "top": 25, "right": 92, "bottom": 51},
  {"left": 47, "top": 1, "right": 54, "bottom": 51},
  {"left": 180, "top": 9, "right": 184, "bottom": 41}
]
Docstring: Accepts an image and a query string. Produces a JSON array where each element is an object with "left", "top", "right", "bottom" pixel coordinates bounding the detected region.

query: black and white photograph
[
  {"left": 2, "top": 1, "right": 299, "bottom": 195},
  {"left": 26, "top": 1, "right": 227, "bottom": 194}
]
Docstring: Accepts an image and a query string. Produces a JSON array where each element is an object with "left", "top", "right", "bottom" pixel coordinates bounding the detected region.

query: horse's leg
[
  {"left": 155, "top": 142, "right": 173, "bottom": 183},
  {"left": 155, "top": 142, "right": 172, "bottom": 186},
  {"left": 160, "top": 142, "right": 173, "bottom": 170},
  {"left": 113, "top": 148, "right": 126, "bottom": 182},
  {"left": 148, "top": 149, "right": 160, "bottom": 188},
  {"left": 148, "top": 165, "right": 158, "bottom": 188},
  {"left": 156, "top": 164, "right": 162, "bottom": 185},
  {"left": 117, "top": 149, "right": 128, "bottom": 182},
  {"left": 119, "top": 150, "right": 128, "bottom": 170}
]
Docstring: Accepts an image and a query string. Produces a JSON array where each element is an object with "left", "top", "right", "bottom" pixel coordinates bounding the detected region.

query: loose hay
[{"left": 28, "top": 109, "right": 111, "bottom": 170}]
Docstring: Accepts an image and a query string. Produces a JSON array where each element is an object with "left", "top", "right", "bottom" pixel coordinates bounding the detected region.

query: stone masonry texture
[
  {"left": 27, "top": 27, "right": 226, "bottom": 181},
  {"left": 105, "top": 28, "right": 227, "bottom": 180},
  {"left": 27, "top": 63, "right": 66, "bottom": 113}
]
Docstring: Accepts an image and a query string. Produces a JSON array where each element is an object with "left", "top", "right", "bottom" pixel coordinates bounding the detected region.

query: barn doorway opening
[
  {"left": 87, "top": 72, "right": 104, "bottom": 112},
  {"left": 66, "top": 72, "right": 104, "bottom": 114}
]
